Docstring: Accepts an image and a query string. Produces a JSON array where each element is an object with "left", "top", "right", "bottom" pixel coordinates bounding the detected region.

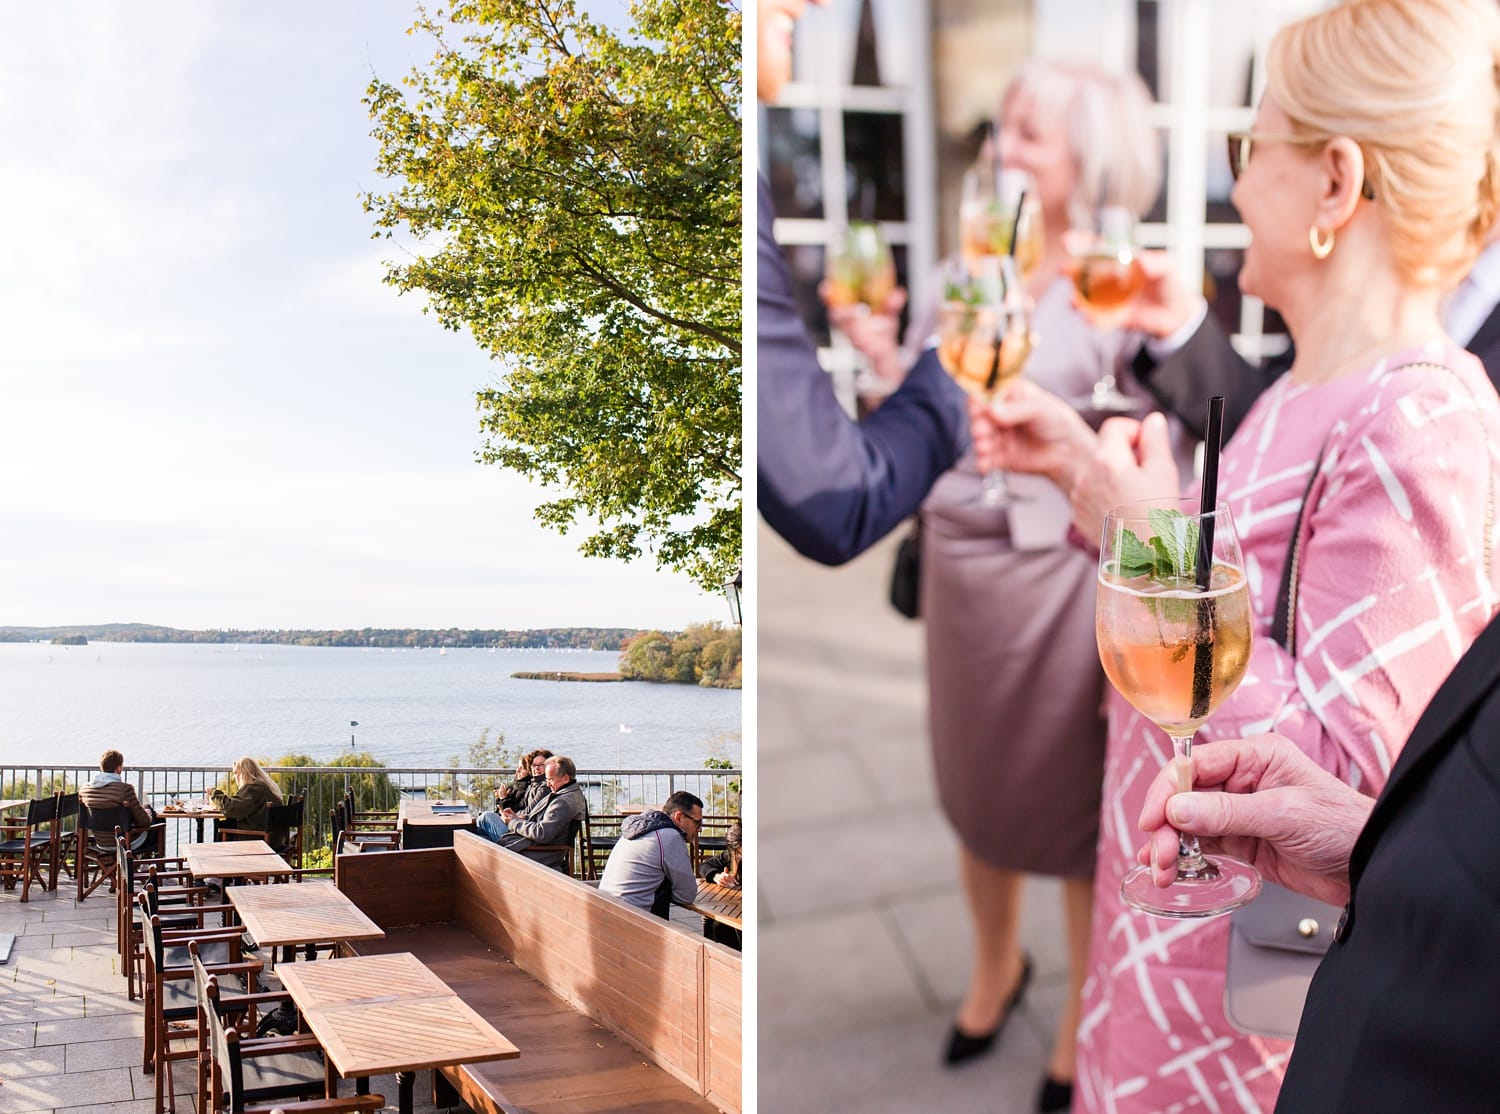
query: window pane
[
  {"left": 1204, "top": 247, "right": 1244, "bottom": 337},
  {"left": 784, "top": 243, "right": 831, "bottom": 346},
  {"left": 767, "top": 108, "right": 824, "bottom": 221},
  {"left": 1206, "top": 131, "right": 1238, "bottom": 221},
  {"left": 844, "top": 111, "right": 906, "bottom": 222}
]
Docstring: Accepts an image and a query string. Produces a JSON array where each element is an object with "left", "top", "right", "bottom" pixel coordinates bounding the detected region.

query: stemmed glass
[
  {"left": 824, "top": 221, "right": 897, "bottom": 311},
  {"left": 1066, "top": 205, "right": 1146, "bottom": 412},
  {"left": 825, "top": 222, "right": 899, "bottom": 395},
  {"left": 935, "top": 256, "right": 1035, "bottom": 506},
  {"left": 960, "top": 158, "right": 1043, "bottom": 283},
  {"left": 1096, "top": 497, "right": 1261, "bottom": 918}
]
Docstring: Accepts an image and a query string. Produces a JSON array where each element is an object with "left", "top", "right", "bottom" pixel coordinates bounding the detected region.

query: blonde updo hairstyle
[
  {"left": 1000, "top": 60, "right": 1163, "bottom": 227},
  {"left": 1267, "top": 0, "right": 1500, "bottom": 289}
]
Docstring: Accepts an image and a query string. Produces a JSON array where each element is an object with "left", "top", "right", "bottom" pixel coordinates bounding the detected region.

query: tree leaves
[{"left": 365, "top": 0, "right": 742, "bottom": 590}]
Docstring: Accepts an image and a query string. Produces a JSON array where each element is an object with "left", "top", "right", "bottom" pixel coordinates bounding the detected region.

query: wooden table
[
  {"left": 181, "top": 839, "right": 292, "bottom": 882},
  {"left": 277, "top": 952, "right": 519, "bottom": 1114},
  {"left": 160, "top": 800, "right": 223, "bottom": 842},
  {"left": 397, "top": 798, "right": 475, "bottom": 850},
  {"left": 226, "top": 881, "right": 384, "bottom": 952},
  {"left": 686, "top": 880, "right": 742, "bottom": 932},
  {"left": 0, "top": 800, "right": 30, "bottom": 813}
]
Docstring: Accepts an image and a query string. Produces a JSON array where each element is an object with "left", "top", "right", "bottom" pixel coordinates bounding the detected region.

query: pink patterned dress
[{"left": 1075, "top": 344, "right": 1500, "bottom": 1113}]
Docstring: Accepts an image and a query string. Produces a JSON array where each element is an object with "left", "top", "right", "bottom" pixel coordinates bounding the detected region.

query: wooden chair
[
  {"left": 51, "top": 791, "right": 80, "bottom": 889},
  {"left": 693, "top": 814, "right": 738, "bottom": 870},
  {"left": 139, "top": 890, "right": 258, "bottom": 1114},
  {"left": 217, "top": 793, "right": 306, "bottom": 870},
  {"left": 583, "top": 813, "right": 627, "bottom": 879},
  {"left": 190, "top": 943, "right": 383, "bottom": 1114},
  {"left": 75, "top": 804, "right": 139, "bottom": 900},
  {"left": 0, "top": 794, "right": 59, "bottom": 901},
  {"left": 519, "top": 808, "right": 589, "bottom": 877},
  {"left": 331, "top": 796, "right": 398, "bottom": 854},
  {"left": 117, "top": 834, "right": 211, "bottom": 1001}
]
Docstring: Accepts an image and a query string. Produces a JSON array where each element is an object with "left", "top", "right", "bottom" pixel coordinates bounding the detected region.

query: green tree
[
  {"left": 436, "top": 728, "right": 519, "bottom": 808},
  {"left": 364, "top": 0, "right": 742, "bottom": 590}
]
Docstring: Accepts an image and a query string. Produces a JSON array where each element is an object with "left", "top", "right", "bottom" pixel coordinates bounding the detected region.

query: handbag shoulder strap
[{"left": 1270, "top": 359, "right": 1495, "bottom": 658}]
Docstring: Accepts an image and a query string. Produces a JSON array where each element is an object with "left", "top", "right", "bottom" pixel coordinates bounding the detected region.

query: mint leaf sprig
[{"left": 1113, "top": 507, "right": 1202, "bottom": 583}]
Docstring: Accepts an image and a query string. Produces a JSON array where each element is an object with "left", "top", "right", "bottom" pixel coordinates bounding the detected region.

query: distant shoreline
[{"left": 511, "top": 671, "right": 623, "bottom": 683}]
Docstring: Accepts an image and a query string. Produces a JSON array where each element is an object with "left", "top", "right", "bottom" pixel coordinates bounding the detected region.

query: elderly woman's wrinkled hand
[{"left": 1134, "top": 733, "right": 1372, "bottom": 908}]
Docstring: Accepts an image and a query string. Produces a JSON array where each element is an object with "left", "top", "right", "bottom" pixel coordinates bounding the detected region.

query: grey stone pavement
[
  {"left": 0, "top": 884, "right": 453, "bottom": 1114},
  {"left": 758, "top": 523, "right": 1068, "bottom": 1113}
]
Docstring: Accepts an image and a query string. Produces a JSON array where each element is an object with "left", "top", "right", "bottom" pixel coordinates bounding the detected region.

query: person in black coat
[{"left": 1135, "top": 611, "right": 1500, "bottom": 1110}]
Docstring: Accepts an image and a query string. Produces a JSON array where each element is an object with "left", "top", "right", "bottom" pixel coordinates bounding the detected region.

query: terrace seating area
[{"left": 1, "top": 799, "right": 740, "bottom": 1114}]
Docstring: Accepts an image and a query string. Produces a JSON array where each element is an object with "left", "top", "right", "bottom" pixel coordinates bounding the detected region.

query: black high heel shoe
[
  {"left": 942, "top": 953, "right": 1034, "bottom": 1066},
  {"left": 1037, "top": 1074, "right": 1073, "bottom": 1112}
]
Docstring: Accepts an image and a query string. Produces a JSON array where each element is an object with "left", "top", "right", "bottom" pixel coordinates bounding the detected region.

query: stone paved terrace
[
  {"left": 759, "top": 523, "right": 1067, "bottom": 1113},
  {"left": 0, "top": 876, "right": 718, "bottom": 1114}
]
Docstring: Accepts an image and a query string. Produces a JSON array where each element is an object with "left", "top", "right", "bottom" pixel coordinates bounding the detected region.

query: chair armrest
[{"left": 239, "top": 1033, "right": 325, "bottom": 1055}]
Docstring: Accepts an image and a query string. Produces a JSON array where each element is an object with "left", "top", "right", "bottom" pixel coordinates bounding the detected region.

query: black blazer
[
  {"left": 1276, "top": 612, "right": 1500, "bottom": 1111},
  {"left": 756, "top": 175, "right": 968, "bottom": 565}
]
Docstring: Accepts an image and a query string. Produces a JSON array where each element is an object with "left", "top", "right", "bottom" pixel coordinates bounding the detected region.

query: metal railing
[{"left": 1, "top": 763, "right": 742, "bottom": 857}]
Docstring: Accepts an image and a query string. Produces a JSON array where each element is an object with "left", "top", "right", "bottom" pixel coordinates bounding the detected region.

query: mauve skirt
[{"left": 920, "top": 471, "right": 1107, "bottom": 879}]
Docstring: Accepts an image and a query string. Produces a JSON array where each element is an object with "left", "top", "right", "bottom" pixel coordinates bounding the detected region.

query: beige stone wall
[{"left": 930, "top": 0, "right": 1033, "bottom": 255}]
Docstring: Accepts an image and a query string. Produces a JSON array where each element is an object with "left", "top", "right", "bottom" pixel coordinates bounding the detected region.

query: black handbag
[{"left": 888, "top": 518, "right": 921, "bottom": 619}]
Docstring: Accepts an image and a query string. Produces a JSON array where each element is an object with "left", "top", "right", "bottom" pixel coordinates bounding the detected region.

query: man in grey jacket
[
  {"left": 476, "top": 755, "right": 586, "bottom": 871},
  {"left": 598, "top": 791, "right": 703, "bottom": 919}
]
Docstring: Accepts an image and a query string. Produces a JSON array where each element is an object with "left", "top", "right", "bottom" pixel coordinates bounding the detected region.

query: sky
[{"left": 0, "top": 2, "right": 730, "bottom": 633}]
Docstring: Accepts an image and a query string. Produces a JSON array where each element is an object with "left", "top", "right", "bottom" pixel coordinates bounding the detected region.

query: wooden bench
[{"left": 335, "top": 831, "right": 740, "bottom": 1114}]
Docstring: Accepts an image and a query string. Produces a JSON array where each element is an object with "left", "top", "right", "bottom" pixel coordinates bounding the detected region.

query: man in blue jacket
[{"left": 756, "top": 0, "right": 967, "bottom": 564}]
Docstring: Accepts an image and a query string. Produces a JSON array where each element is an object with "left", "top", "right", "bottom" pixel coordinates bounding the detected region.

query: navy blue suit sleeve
[{"left": 755, "top": 176, "right": 967, "bottom": 566}]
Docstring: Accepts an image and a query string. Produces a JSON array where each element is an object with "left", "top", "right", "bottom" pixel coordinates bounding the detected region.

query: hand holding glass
[
  {"left": 1096, "top": 498, "right": 1260, "bottom": 918},
  {"left": 1066, "top": 205, "right": 1146, "bottom": 411},
  {"left": 935, "top": 257, "right": 1035, "bottom": 506}
]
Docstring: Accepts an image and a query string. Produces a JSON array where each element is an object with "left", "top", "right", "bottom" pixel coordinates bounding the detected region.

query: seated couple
[{"left": 475, "top": 754, "right": 584, "bottom": 870}]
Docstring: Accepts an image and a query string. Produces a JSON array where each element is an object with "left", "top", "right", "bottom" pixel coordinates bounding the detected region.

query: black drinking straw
[
  {"left": 983, "top": 189, "right": 1029, "bottom": 393},
  {"left": 1189, "top": 395, "right": 1226, "bottom": 719},
  {"left": 1196, "top": 396, "right": 1226, "bottom": 589}
]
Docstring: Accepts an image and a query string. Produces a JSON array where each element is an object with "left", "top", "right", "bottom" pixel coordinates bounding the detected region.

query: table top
[
  {"left": 0, "top": 799, "right": 31, "bottom": 814},
  {"left": 182, "top": 840, "right": 292, "bottom": 880},
  {"left": 160, "top": 800, "right": 223, "bottom": 819},
  {"left": 687, "top": 880, "right": 742, "bottom": 930},
  {"left": 226, "top": 881, "right": 385, "bottom": 949},
  {"left": 397, "top": 798, "right": 475, "bottom": 828},
  {"left": 277, "top": 952, "right": 519, "bottom": 1077}
]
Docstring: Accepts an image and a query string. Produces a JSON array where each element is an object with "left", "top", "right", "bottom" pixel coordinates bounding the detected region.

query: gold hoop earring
[{"left": 1309, "top": 225, "right": 1335, "bottom": 260}]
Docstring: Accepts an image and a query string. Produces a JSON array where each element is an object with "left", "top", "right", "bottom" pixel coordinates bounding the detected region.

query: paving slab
[
  {"left": 758, "top": 524, "right": 1069, "bottom": 1109},
  {"left": 0, "top": 1065, "right": 136, "bottom": 1114}
]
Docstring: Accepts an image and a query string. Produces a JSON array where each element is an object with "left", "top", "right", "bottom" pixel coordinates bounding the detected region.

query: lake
[{"left": 0, "top": 641, "right": 740, "bottom": 770}]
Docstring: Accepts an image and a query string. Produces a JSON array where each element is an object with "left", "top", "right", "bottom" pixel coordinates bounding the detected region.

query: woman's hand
[
  {"left": 1068, "top": 411, "right": 1182, "bottom": 543},
  {"left": 970, "top": 379, "right": 1097, "bottom": 493},
  {"left": 823, "top": 283, "right": 909, "bottom": 389},
  {"left": 1115, "top": 250, "right": 1204, "bottom": 339},
  {"left": 1135, "top": 734, "right": 1372, "bottom": 908}
]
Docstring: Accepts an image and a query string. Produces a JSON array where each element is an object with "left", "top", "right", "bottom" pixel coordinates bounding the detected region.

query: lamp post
[{"left": 723, "top": 570, "right": 742, "bottom": 627}]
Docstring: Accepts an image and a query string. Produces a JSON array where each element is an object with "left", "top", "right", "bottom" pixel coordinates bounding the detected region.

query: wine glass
[
  {"left": 825, "top": 222, "right": 899, "bottom": 395},
  {"left": 935, "top": 256, "right": 1035, "bottom": 506},
  {"left": 1096, "top": 497, "right": 1260, "bottom": 918},
  {"left": 824, "top": 221, "right": 897, "bottom": 311},
  {"left": 1066, "top": 205, "right": 1146, "bottom": 412},
  {"left": 960, "top": 159, "right": 1043, "bottom": 283}
]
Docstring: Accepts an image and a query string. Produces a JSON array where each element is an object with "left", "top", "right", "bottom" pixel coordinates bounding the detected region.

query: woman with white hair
[{"left": 832, "top": 60, "right": 1243, "bottom": 1111}]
